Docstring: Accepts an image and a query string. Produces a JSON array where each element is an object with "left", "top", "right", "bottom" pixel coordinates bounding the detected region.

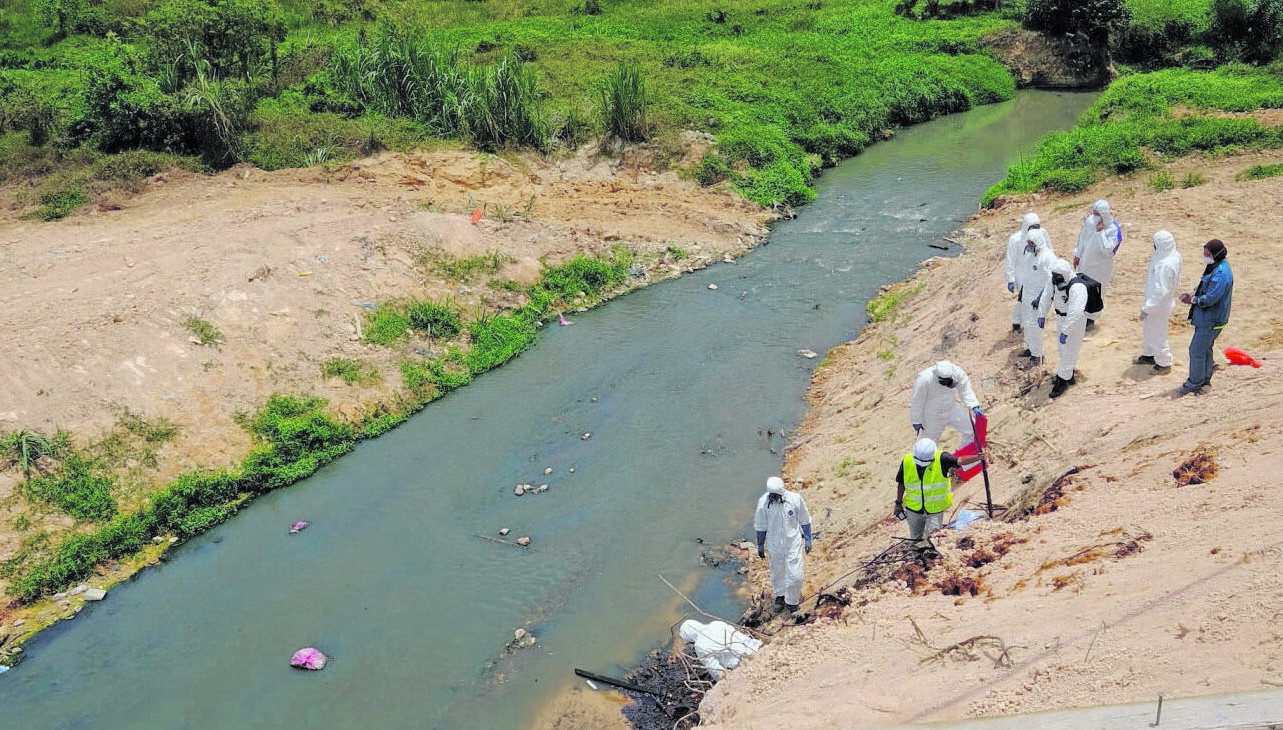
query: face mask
[
  {"left": 937, "top": 377, "right": 954, "bottom": 388},
  {"left": 1052, "top": 275, "right": 1066, "bottom": 289},
  {"left": 1203, "top": 255, "right": 1215, "bottom": 265},
  {"left": 1025, "top": 242, "right": 1036, "bottom": 254}
]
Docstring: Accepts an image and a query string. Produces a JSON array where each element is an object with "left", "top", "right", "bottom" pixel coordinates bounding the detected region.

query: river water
[{"left": 0, "top": 90, "right": 1095, "bottom": 729}]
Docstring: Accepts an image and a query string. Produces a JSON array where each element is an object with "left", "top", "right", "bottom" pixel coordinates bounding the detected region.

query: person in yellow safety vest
[{"left": 893, "top": 438, "right": 985, "bottom": 559}]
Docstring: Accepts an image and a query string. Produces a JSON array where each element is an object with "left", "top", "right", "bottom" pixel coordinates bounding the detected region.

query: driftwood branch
[{"left": 475, "top": 533, "right": 529, "bottom": 550}]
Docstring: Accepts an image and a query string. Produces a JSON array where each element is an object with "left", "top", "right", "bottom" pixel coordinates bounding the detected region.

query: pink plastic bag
[{"left": 290, "top": 647, "right": 328, "bottom": 670}]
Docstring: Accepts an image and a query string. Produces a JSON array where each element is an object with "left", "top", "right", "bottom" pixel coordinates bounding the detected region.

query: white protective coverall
[
  {"left": 910, "top": 360, "right": 980, "bottom": 449},
  {"left": 753, "top": 478, "right": 811, "bottom": 606},
  {"left": 1018, "top": 228, "right": 1056, "bottom": 357},
  {"left": 1073, "top": 199, "right": 1122, "bottom": 322},
  {"left": 1052, "top": 258, "right": 1088, "bottom": 381},
  {"left": 678, "top": 620, "right": 763, "bottom": 680},
  {"left": 1141, "top": 230, "right": 1182, "bottom": 367},
  {"left": 1005, "top": 212, "right": 1041, "bottom": 326}
]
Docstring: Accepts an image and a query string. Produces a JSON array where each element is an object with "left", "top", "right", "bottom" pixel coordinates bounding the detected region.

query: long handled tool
[{"left": 968, "top": 411, "right": 993, "bottom": 518}]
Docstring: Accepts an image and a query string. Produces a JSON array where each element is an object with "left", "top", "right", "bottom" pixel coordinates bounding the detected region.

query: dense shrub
[
  {"left": 406, "top": 300, "right": 463, "bottom": 339},
  {"left": 465, "top": 313, "right": 536, "bottom": 373}
]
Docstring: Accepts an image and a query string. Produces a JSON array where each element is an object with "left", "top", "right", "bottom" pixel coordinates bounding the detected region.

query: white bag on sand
[{"left": 678, "top": 620, "right": 762, "bottom": 680}]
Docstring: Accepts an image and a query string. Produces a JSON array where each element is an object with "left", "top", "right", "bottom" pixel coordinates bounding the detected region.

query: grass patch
[
  {"left": 406, "top": 299, "right": 463, "bottom": 339},
  {"left": 1149, "top": 170, "right": 1174, "bottom": 191},
  {"left": 363, "top": 303, "right": 412, "bottom": 345},
  {"left": 34, "top": 188, "right": 87, "bottom": 220},
  {"left": 1180, "top": 170, "right": 1207, "bottom": 187},
  {"left": 184, "top": 316, "right": 223, "bottom": 346},
  {"left": 321, "top": 357, "right": 382, "bottom": 386},
  {"left": 429, "top": 251, "right": 511, "bottom": 282},
  {"left": 866, "top": 282, "right": 924, "bottom": 323},
  {"left": 1237, "top": 162, "right": 1283, "bottom": 181},
  {"left": 22, "top": 453, "right": 117, "bottom": 523}
]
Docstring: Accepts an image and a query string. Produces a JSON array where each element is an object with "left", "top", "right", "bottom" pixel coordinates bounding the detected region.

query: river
[{"left": 0, "top": 89, "right": 1096, "bottom": 729}]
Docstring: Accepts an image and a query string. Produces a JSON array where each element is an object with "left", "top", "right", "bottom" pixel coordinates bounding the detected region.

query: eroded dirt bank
[
  {"left": 0, "top": 143, "right": 774, "bottom": 631},
  {"left": 696, "top": 148, "right": 1283, "bottom": 727}
]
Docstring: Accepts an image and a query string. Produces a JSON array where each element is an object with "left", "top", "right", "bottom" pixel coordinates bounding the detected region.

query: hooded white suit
[
  {"left": 1073, "top": 199, "right": 1121, "bottom": 322},
  {"left": 1018, "top": 228, "right": 1056, "bottom": 357},
  {"left": 910, "top": 360, "right": 980, "bottom": 448},
  {"left": 754, "top": 479, "right": 811, "bottom": 606},
  {"left": 1141, "top": 230, "right": 1182, "bottom": 367},
  {"left": 1052, "top": 258, "right": 1088, "bottom": 382},
  {"left": 1006, "top": 212, "right": 1041, "bottom": 326}
]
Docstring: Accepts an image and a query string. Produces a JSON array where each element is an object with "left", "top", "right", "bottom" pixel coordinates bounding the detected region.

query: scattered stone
[
  {"left": 70, "top": 584, "right": 88, "bottom": 596},
  {"left": 590, "top": 397, "right": 598, "bottom": 402},
  {"left": 568, "top": 468, "right": 575, "bottom": 474},
  {"left": 152, "top": 536, "right": 164, "bottom": 544},
  {"left": 535, "top": 484, "right": 549, "bottom": 493},
  {"left": 498, "top": 528, "right": 511, "bottom": 536},
  {"left": 708, "top": 284, "right": 719, "bottom": 290},
  {"left": 84, "top": 588, "right": 107, "bottom": 601},
  {"left": 13, "top": 620, "right": 24, "bottom": 628},
  {"left": 581, "top": 432, "right": 591, "bottom": 440},
  {"left": 798, "top": 349, "right": 818, "bottom": 359},
  {"left": 53, "top": 592, "right": 68, "bottom": 600},
  {"left": 514, "top": 484, "right": 526, "bottom": 496},
  {"left": 58, "top": 600, "right": 70, "bottom": 608},
  {"left": 544, "top": 467, "right": 553, "bottom": 475},
  {"left": 516, "top": 536, "right": 532, "bottom": 547}
]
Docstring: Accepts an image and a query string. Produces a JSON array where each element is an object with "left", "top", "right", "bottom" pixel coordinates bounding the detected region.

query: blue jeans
[{"left": 1185, "top": 325, "right": 1222, "bottom": 391}]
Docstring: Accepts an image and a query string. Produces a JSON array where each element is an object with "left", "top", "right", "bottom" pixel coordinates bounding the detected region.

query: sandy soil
[
  {"left": 696, "top": 147, "right": 1283, "bottom": 727},
  {"left": 0, "top": 140, "right": 773, "bottom": 622}
]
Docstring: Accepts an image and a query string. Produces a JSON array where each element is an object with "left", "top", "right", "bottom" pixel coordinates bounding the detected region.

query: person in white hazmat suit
[
  {"left": 1049, "top": 258, "right": 1088, "bottom": 399},
  {"left": 1017, "top": 227, "right": 1056, "bottom": 365},
  {"left": 754, "top": 476, "right": 812, "bottom": 615},
  {"left": 1136, "top": 230, "right": 1182, "bottom": 373},
  {"left": 678, "top": 620, "right": 762, "bottom": 680},
  {"left": 1073, "top": 199, "right": 1122, "bottom": 329},
  {"left": 1005, "top": 212, "right": 1042, "bottom": 332},
  {"left": 910, "top": 360, "right": 983, "bottom": 449}
]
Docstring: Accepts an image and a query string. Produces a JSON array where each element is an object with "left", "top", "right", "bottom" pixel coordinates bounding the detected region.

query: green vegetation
[
  {"left": 183, "top": 315, "right": 223, "bottom": 346},
  {"left": 22, "top": 453, "right": 117, "bottom": 522},
  {"left": 428, "top": 252, "right": 511, "bottom": 282},
  {"left": 984, "top": 65, "right": 1283, "bottom": 206},
  {"left": 1149, "top": 169, "right": 1175, "bottom": 191},
  {"left": 1237, "top": 161, "right": 1283, "bottom": 180},
  {"left": 3, "top": 0, "right": 1027, "bottom": 217},
  {"left": 321, "top": 357, "right": 382, "bottom": 385},
  {"left": 0, "top": 429, "right": 61, "bottom": 478},
  {"left": 866, "top": 282, "right": 924, "bottom": 323},
  {"left": 1181, "top": 169, "right": 1208, "bottom": 187}
]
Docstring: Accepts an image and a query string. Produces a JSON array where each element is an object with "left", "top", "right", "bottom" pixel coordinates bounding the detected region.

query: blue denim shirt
[{"left": 1190, "top": 259, "right": 1233, "bottom": 329}]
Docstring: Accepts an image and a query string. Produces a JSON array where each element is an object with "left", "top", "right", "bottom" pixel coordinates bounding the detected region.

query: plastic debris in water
[
  {"left": 289, "top": 520, "right": 310, "bottom": 534},
  {"left": 558, "top": 314, "right": 573, "bottom": 326},
  {"left": 290, "top": 647, "right": 328, "bottom": 670}
]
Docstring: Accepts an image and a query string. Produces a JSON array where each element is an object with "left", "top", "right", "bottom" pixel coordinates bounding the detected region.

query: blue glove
[
  {"left": 1037, "top": 317, "right": 1045, "bottom": 329},
  {"left": 1007, "top": 282, "right": 1015, "bottom": 293},
  {"left": 1031, "top": 296, "right": 1041, "bottom": 310},
  {"left": 972, "top": 407, "right": 983, "bottom": 418},
  {"left": 913, "top": 423, "right": 923, "bottom": 434},
  {"left": 756, "top": 530, "right": 766, "bottom": 559},
  {"left": 1059, "top": 332, "right": 1067, "bottom": 344},
  {"left": 802, "top": 524, "right": 812, "bottom": 553}
]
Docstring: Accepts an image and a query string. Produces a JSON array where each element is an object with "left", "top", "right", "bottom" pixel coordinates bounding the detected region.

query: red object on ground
[
  {"left": 1225, "top": 347, "right": 1262, "bottom": 367},
  {"left": 955, "top": 413, "right": 988, "bottom": 482},
  {"left": 470, "top": 208, "right": 484, "bottom": 225}
]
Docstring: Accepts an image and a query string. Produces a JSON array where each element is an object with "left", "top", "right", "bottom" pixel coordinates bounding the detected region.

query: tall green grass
[
  {"left": 325, "top": 26, "right": 548, "bottom": 151},
  {"left": 597, "top": 61, "right": 649, "bottom": 142}
]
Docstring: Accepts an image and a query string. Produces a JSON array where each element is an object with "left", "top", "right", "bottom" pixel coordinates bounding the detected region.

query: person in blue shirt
[{"left": 1178, "top": 239, "right": 1234, "bottom": 395}]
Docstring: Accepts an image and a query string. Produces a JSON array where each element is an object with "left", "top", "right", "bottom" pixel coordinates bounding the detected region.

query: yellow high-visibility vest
[{"left": 901, "top": 452, "right": 951, "bottom": 514}]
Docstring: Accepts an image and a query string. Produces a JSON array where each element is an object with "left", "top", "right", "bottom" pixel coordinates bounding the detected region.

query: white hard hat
[
  {"left": 912, "top": 438, "right": 937, "bottom": 466},
  {"left": 766, "top": 476, "right": 786, "bottom": 494}
]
